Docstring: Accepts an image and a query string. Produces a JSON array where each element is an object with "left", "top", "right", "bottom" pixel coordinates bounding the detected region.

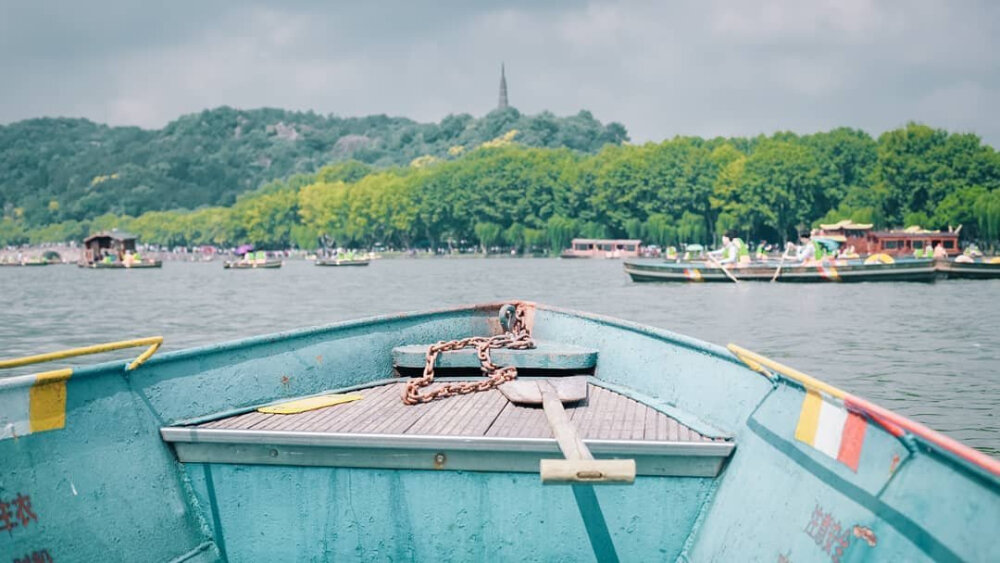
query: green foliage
[
  {"left": 975, "top": 190, "right": 1000, "bottom": 247},
  {"left": 0, "top": 108, "right": 627, "bottom": 229},
  {"left": 4, "top": 117, "right": 999, "bottom": 250},
  {"left": 902, "top": 211, "right": 932, "bottom": 229},
  {"left": 474, "top": 222, "right": 503, "bottom": 252}
]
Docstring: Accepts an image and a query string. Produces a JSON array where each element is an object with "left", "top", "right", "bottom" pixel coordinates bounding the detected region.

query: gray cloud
[{"left": 1, "top": 0, "right": 997, "bottom": 144}]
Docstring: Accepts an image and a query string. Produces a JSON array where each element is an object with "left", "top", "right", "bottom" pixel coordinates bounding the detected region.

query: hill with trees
[
  {"left": 2, "top": 116, "right": 999, "bottom": 251},
  {"left": 0, "top": 106, "right": 627, "bottom": 227}
]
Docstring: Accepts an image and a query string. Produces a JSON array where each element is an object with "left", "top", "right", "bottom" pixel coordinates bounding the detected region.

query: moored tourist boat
[
  {"left": 936, "top": 257, "right": 1000, "bottom": 279},
  {"left": 223, "top": 250, "right": 282, "bottom": 269},
  {"left": 624, "top": 257, "right": 938, "bottom": 283},
  {"left": 1, "top": 302, "right": 996, "bottom": 561},
  {"left": 78, "top": 230, "right": 162, "bottom": 268},
  {"left": 315, "top": 258, "right": 370, "bottom": 266},
  {"left": 315, "top": 257, "right": 370, "bottom": 267},
  {"left": 560, "top": 238, "right": 642, "bottom": 259},
  {"left": 0, "top": 258, "right": 53, "bottom": 267}
]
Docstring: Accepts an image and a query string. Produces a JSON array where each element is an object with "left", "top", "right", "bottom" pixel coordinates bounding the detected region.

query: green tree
[{"left": 474, "top": 222, "right": 503, "bottom": 253}]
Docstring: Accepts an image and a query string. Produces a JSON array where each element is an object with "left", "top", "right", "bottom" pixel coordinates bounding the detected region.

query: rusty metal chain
[{"left": 402, "top": 305, "right": 533, "bottom": 405}]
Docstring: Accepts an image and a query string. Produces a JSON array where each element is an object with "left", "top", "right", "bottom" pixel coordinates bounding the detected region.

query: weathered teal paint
[
  {"left": 184, "top": 464, "right": 713, "bottom": 561},
  {"left": 1, "top": 302, "right": 997, "bottom": 562},
  {"left": 393, "top": 340, "right": 598, "bottom": 370}
]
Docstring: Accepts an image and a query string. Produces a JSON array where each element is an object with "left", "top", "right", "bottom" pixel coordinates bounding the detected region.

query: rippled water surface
[{"left": 2, "top": 258, "right": 997, "bottom": 454}]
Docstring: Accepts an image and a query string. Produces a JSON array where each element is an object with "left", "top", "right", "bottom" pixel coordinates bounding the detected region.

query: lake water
[{"left": 1, "top": 258, "right": 997, "bottom": 455}]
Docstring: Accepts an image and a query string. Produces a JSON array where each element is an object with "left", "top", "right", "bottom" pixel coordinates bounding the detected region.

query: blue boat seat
[{"left": 392, "top": 340, "right": 598, "bottom": 371}]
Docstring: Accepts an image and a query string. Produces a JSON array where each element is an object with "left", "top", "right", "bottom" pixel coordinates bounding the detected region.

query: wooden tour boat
[
  {"left": 78, "top": 230, "right": 162, "bottom": 269},
  {"left": 1, "top": 302, "right": 996, "bottom": 561},
  {"left": 560, "top": 238, "right": 642, "bottom": 259},
  {"left": 223, "top": 251, "right": 282, "bottom": 269},
  {"left": 818, "top": 220, "right": 961, "bottom": 257},
  {"left": 624, "top": 256, "right": 938, "bottom": 283},
  {"left": 315, "top": 256, "right": 370, "bottom": 267},
  {"left": 0, "top": 256, "right": 58, "bottom": 267},
  {"left": 936, "top": 256, "right": 1000, "bottom": 279}
]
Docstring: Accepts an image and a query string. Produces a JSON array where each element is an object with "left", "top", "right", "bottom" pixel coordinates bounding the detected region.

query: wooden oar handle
[{"left": 541, "top": 459, "right": 636, "bottom": 484}]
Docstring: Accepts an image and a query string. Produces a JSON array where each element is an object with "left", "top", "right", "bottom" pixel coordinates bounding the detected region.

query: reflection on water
[{"left": 1, "top": 259, "right": 997, "bottom": 454}]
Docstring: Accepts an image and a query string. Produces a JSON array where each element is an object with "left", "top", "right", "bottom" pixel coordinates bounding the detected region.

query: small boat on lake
[
  {"left": 624, "top": 256, "right": 938, "bottom": 283},
  {"left": 561, "top": 238, "right": 643, "bottom": 259},
  {"left": 223, "top": 250, "right": 282, "bottom": 269},
  {"left": 936, "top": 257, "right": 1000, "bottom": 279},
  {"left": 314, "top": 248, "right": 370, "bottom": 267},
  {"left": 315, "top": 256, "right": 370, "bottom": 267},
  {"left": 1, "top": 302, "right": 995, "bottom": 561},
  {"left": 78, "top": 230, "right": 162, "bottom": 269},
  {"left": 0, "top": 253, "right": 59, "bottom": 267}
]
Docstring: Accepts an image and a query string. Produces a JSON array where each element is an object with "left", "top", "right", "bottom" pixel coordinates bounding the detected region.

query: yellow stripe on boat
[
  {"left": 794, "top": 390, "right": 823, "bottom": 444},
  {"left": 727, "top": 343, "right": 847, "bottom": 400},
  {"left": 29, "top": 368, "right": 72, "bottom": 432},
  {"left": 258, "top": 393, "right": 363, "bottom": 414}
]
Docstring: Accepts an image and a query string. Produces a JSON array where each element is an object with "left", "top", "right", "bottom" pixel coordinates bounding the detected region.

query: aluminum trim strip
[{"left": 160, "top": 427, "right": 735, "bottom": 457}]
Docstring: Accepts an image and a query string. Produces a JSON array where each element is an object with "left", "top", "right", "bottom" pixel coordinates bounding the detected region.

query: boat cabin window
[
  {"left": 944, "top": 240, "right": 955, "bottom": 248},
  {"left": 883, "top": 240, "right": 899, "bottom": 249},
  {"left": 600, "top": 244, "right": 612, "bottom": 251},
  {"left": 625, "top": 245, "right": 636, "bottom": 251},
  {"left": 574, "top": 243, "right": 590, "bottom": 251},
  {"left": 913, "top": 241, "right": 924, "bottom": 249}
]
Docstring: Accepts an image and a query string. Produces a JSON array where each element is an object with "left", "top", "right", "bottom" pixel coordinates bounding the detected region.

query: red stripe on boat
[
  {"left": 837, "top": 412, "right": 867, "bottom": 471},
  {"left": 845, "top": 395, "right": 1000, "bottom": 476}
]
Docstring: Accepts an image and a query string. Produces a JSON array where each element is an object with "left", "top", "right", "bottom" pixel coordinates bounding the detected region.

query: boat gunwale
[
  {"left": 28, "top": 301, "right": 744, "bottom": 378},
  {"left": 159, "top": 427, "right": 735, "bottom": 457}
]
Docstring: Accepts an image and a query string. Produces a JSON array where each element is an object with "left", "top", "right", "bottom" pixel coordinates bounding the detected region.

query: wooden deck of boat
[{"left": 198, "top": 380, "right": 720, "bottom": 443}]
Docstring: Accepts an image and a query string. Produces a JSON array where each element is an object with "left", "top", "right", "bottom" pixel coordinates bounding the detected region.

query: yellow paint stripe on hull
[
  {"left": 794, "top": 390, "right": 822, "bottom": 444},
  {"left": 29, "top": 368, "right": 71, "bottom": 433}
]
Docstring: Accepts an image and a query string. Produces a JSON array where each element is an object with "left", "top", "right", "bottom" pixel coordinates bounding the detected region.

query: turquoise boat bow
[{"left": 1, "top": 302, "right": 997, "bottom": 562}]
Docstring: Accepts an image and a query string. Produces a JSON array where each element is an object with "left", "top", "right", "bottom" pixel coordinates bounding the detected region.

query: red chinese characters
[
  {"left": 1, "top": 493, "right": 38, "bottom": 535},
  {"left": 13, "top": 549, "right": 53, "bottom": 563},
  {"left": 804, "top": 504, "right": 852, "bottom": 563}
]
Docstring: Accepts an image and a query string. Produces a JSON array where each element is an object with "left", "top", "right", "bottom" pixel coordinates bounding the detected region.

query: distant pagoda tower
[{"left": 498, "top": 63, "right": 509, "bottom": 109}]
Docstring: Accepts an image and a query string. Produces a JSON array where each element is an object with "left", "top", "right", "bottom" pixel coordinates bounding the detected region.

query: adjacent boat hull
[
  {"left": 1, "top": 303, "right": 996, "bottom": 562},
  {"left": 937, "top": 259, "right": 1000, "bottom": 279},
  {"left": 624, "top": 258, "right": 938, "bottom": 283},
  {"left": 77, "top": 260, "right": 163, "bottom": 269},
  {"left": 315, "top": 258, "right": 370, "bottom": 266},
  {"left": 223, "top": 260, "right": 282, "bottom": 269}
]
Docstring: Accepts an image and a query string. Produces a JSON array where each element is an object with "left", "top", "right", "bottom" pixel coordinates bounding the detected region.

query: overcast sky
[{"left": 1, "top": 1, "right": 998, "bottom": 144}]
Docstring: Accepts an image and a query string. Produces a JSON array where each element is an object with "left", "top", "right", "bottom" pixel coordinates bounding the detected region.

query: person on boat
[
  {"left": 710, "top": 233, "right": 749, "bottom": 265},
  {"left": 839, "top": 245, "right": 860, "bottom": 260},
  {"left": 755, "top": 242, "right": 767, "bottom": 262},
  {"left": 933, "top": 243, "right": 948, "bottom": 259},
  {"left": 794, "top": 232, "right": 823, "bottom": 264},
  {"left": 665, "top": 246, "right": 678, "bottom": 260}
]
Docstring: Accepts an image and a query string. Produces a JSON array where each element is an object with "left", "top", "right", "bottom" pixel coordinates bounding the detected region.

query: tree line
[
  {"left": 0, "top": 106, "right": 627, "bottom": 228},
  {"left": 3, "top": 123, "right": 999, "bottom": 251}
]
